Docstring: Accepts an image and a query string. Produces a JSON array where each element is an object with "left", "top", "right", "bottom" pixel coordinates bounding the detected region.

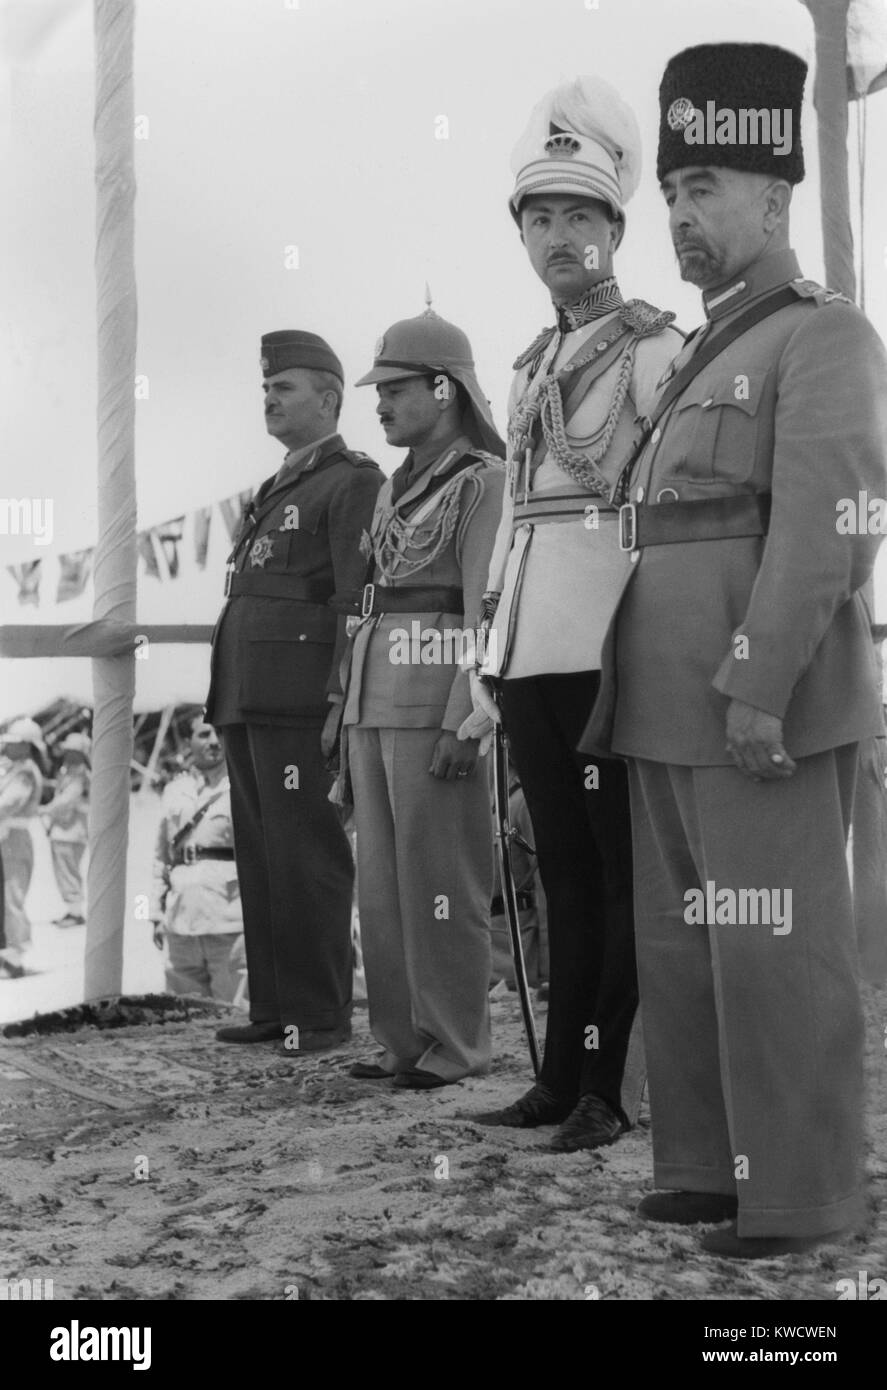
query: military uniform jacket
[
  {"left": 585, "top": 249, "right": 887, "bottom": 765},
  {"left": 484, "top": 308, "right": 684, "bottom": 677},
  {"left": 342, "top": 436, "right": 505, "bottom": 731},
  {"left": 205, "top": 433, "right": 383, "bottom": 727}
]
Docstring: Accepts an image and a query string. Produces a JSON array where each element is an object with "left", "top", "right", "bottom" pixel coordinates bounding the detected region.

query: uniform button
[
  {"left": 636, "top": 487, "right": 645, "bottom": 503},
  {"left": 702, "top": 398, "right": 713, "bottom": 409},
  {"left": 298, "top": 633, "right": 307, "bottom": 642},
  {"left": 650, "top": 428, "right": 661, "bottom": 444}
]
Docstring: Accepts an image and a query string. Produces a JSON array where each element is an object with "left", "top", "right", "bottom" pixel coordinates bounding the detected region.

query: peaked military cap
[
  {"left": 658, "top": 43, "right": 806, "bottom": 185},
  {"left": 260, "top": 330, "right": 345, "bottom": 385}
]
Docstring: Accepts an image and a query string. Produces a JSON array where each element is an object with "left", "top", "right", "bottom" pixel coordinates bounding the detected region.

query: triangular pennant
[
  {"left": 56, "top": 548, "right": 94, "bottom": 603},
  {"left": 220, "top": 488, "right": 255, "bottom": 541},
  {"left": 6, "top": 559, "right": 42, "bottom": 606},
  {"left": 156, "top": 516, "right": 185, "bottom": 578},
  {"left": 193, "top": 506, "right": 212, "bottom": 569}
]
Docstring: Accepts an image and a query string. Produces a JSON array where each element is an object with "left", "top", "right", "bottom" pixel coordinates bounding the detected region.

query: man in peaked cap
[
  {"left": 339, "top": 305, "right": 506, "bottom": 1088},
  {"left": 462, "top": 76, "right": 682, "bottom": 1151},
  {"left": 206, "top": 330, "right": 383, "bottom": 1052},
  {"left": 581, "top": 44, "right": 887, "bottom": 1255}
]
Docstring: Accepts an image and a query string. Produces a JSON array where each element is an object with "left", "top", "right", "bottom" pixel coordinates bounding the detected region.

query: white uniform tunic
[{"left": 484, "top": 313, "right": 684, "bottom": 676}]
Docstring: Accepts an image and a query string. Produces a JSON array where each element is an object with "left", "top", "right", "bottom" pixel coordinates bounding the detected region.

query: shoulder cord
[
  {"left": 509, "top": 338, "right": 639, "bottom": 495},
  {"left": 374, "top": 468, "right": 475, "bottom": 583}
]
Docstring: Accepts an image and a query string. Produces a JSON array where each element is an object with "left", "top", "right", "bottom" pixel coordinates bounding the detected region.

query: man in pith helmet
[
  {"left": 463, "top": 75, "right": 683, "bottom": 1151},
  {"left": 341, "top": 304, "right": 505, "bottom": 1089}
]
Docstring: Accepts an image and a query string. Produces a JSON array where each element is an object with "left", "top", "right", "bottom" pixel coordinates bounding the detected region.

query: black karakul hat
[
  {"left": 657, "top": 43, "right": 807, "bottom": 185},
  {"left": 260, "top": 330, "right": 344, "bottom": 384}
]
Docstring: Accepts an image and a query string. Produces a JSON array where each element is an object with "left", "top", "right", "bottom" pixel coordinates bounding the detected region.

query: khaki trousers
[
  {"left": 629, "top": 746, "right": 865, "bottom": 1239},
  {"left": 349, "top": 726, "right": 493, "bottom": 1081}
]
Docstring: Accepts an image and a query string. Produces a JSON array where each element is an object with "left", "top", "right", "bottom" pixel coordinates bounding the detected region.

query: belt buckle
[
  {"left": 361, "top": 583, "right": 375, "bottom": 619},
  {"left": 182, "top": 843, "right": 198, "bottom": 866},
  {"left": 618, "top": 502, "right": 638, "bottom": 553}
]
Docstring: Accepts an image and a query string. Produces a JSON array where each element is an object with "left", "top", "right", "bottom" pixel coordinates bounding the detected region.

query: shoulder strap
[
  {"left": 647, "top": 285, "right": 797, "bottom": 431},
  {"left": 170, "top": 780, "right": 229, "bottom": 851},
  {"left": 613, "top": 284, "right": 798, "bottom": 502}
]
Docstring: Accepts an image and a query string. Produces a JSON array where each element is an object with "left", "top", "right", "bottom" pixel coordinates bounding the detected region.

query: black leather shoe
[
  {"left": 349, "top": 1061, "right": 395, "bottom": 1079},
  {"left": 701, "top": 1222, "right": 831, "bottom": 1259},
  {"left": 471, "top": 1083, "right": 575, "bottom": 1127},
  {"left": 216, "top": 1021, "right": 284, "bottom": 1043},
  {"left": 279, "top": 1022, "right": 352, "bottom": 1054},
  {"left": 638, "top": 1191, "right": 739, "bottom": 1225},
  {"left": 550, "top": 1094, "right": 628, "bottom": 1152},
  {"left": 392, "top": 1067, "right": 451, "bottom": 1090}
]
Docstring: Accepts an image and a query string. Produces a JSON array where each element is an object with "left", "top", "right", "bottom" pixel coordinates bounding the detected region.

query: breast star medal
[{"left": 249, "top": 535, "right": 275, "bottom": 568}]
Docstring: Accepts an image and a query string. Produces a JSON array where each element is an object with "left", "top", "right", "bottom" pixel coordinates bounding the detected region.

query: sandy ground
[{"left": 1, "top": 796, "right": 885, "bottom": 1301}]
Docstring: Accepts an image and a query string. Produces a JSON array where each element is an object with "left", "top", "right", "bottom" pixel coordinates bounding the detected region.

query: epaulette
[
  {"left": 342, "top": 448, "right": 381, "bottom": 470},
  {"left": 620, "top": 299, "right": 678, "bottom": 337},
  {"left": 465, "top": 449, "right": 506, "bottom": 472},
  {"left": 512, "top": 326, "right": 557, "bottom": 371},
  {"left": 790, "top": 278, "right": 853, "bottom": 307}
]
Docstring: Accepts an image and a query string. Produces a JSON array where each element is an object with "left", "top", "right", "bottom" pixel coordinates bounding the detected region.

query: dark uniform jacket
[
  {"left": 583, "top": 249, "right": 887, "bottom": 764},
  {"left": 206, "top": 433, "right": 383, "bottom": 728}
]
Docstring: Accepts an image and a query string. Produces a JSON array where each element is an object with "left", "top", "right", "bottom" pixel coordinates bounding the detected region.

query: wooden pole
[
  {"left": 86, "top": 0, "right": 137, "bottom": 999},
  {"left": 803, "top": 0, "right": 856, "bottom": 298}
]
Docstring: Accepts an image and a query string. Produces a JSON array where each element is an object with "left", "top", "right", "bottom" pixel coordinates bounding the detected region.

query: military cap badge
[
  {"left": 667, "top": 97, "right": 696, "bottom": 131},
  {"left": 544, "top": 131, "right": 582, "bottom": 157},
  {"left": 260, "top": 356, "right": 270, "bottom": 372},
  {"left": 374, "top": 334, "right": 385, "bottom": 359}
]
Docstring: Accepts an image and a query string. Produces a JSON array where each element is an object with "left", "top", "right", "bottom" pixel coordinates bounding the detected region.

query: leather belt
[
  {"left": 513, "top": 495, "right": 618, "bottom": 527},
  {"left": 226, "top": 573, "right": 332, "bottom": 601},
  {"left": 174, "top": 845, "right": 236, "bottom": 867},
  {"left": 619, "top": 493, "right": 771, "bottom": 552},
  {"left": 332, "top": 583, "right": 465, "bottom": 618}
]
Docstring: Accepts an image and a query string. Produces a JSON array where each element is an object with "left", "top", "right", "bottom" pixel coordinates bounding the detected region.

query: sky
[{"left": 2, "top": 0, "right": 887, "bottom": 714}]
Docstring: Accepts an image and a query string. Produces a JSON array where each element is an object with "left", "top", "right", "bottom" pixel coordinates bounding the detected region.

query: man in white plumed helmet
[{"left": 463, "top": 76, "right": 683, "bottom": 1151}]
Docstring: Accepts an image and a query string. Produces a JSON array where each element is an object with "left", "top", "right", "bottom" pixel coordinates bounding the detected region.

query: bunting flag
[
  {"left": 220, "top": 488, "right": 254, "bottom": 541},
  {"left": 847, "top": 0, "right": 887, "bottom": 97},
  {"left": 193, "top": 506, "right": 212, "bottom": 569},
  {"left": 156, "top": 515, "right": 185, "bottom": 578},
  {"left": 136, "top": 529, "right": 161, "bottom": 579},
  {"left": 56, "top": 548, "right": 94, "bottom": 603},
  {"left": 3, "top": 484, "right": 257, "bottom": 606},
  {"left": 6, "top": 560, "right": 42, "bottom": 606}
]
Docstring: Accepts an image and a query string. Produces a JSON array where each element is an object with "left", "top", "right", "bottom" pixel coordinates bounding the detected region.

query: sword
[{"left": 491, "top": 699, "right": 541, "bottom": 1078}]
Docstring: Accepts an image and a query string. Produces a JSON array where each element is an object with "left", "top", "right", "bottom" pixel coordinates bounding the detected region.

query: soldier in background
[
  {"left": 0, "top": 718, "right": 46, "bottom": 979},
  {"left": 43, "top": 732, "right": 91, "bottom": 928},
  {"left": 342, "top": 308, "right": 505, "bottom": 1089},
  {"left": 206, "top": 331, "right": 383, "bottom": 1053},
  {"left": 150, "top": 717, "right": 247, "bottom": 1004}
]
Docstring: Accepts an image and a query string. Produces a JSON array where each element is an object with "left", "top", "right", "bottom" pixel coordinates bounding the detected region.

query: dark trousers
[
  {"left": 499, "top": 672, "right": 638, "bottom": 1112},
  {"left": 222, "top": 722, "right": 354, "bottom": 1030}
]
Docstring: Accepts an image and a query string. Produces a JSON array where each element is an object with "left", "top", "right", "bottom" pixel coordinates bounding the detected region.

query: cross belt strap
[
  {"left": 618, "top": 492, "right": 771, "bottom": 552},
  {"left": 614, "top": 284, "right": 798, "bottom": 503},
  {"left": 226, "top": 573, "right": 333, "bottom": 601},
  {"left": 346, "top": 583, "right": 465, "bottom": 617},
  {"left": 173, "top": 845, "right": 236, "bottom": 867}
]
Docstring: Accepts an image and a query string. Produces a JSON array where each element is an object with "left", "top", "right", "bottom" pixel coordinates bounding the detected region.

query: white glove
[{"left": 456, "top": 671, "right": 501, "bottom": 754}]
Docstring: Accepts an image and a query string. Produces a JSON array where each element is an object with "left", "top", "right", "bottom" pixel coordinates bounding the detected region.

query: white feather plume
[{"left": 511, "top": 74, "right": 642, "bottom": 205}]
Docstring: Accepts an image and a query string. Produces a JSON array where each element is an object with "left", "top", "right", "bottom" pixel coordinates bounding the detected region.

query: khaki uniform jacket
[
  {"left": 343, "top": 437, "right": 505, "bottom": 731},
  {"left": 583, "top": 249, "right": 887, "bottom": 764},
  {"left": 205, "top": 434, "right": 383, "bottom": 727}
]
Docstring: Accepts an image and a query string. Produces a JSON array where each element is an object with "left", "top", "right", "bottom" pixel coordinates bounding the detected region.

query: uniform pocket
[{"left": 667, "top": 371, "right": 767, "bottom": 484}]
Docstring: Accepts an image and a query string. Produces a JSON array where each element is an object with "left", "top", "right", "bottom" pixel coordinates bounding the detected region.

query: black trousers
[
  {"left": 499, "top": 672, "right": 638, "bottom": 1111},
  {"left": 221, "top": 722, "right": 354, "bottom": 1030}
]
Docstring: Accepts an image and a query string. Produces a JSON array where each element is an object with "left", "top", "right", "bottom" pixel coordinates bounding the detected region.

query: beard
[{"left": 675, "top": 242, "right": 724, "bottom": 288}]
